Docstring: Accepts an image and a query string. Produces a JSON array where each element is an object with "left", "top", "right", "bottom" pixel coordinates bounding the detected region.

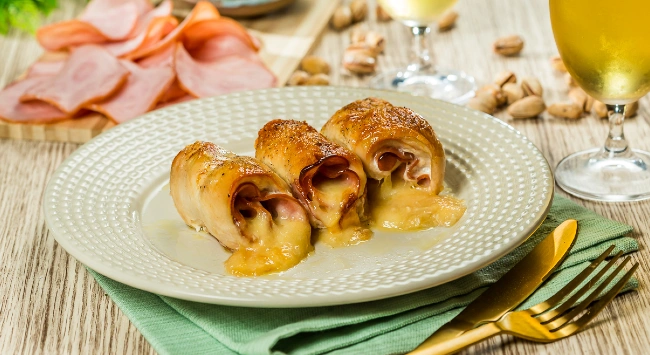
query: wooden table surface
[{"left": 1, "top": 0, "right": 648, "bottom": 354}]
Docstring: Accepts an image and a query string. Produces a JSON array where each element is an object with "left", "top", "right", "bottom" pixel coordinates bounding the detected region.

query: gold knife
[{"left": 409, "top": 219, "right": 578, "bottom": 354}]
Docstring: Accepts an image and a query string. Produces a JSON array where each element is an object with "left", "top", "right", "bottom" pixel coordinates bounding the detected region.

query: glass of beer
[
  {"left": 371, "top": 0, "right": 476, "bottom": 103},
  {"left": 550, "top": 0, "right": 650, "bottom": 201}
]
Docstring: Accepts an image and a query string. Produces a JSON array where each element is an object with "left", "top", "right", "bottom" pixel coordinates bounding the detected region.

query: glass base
[
  {"left": 370, "top": 68, "right": 476, "bottom": 104},
  {"left": 555, "top": 148, "right": 650, "bottom": 202}
]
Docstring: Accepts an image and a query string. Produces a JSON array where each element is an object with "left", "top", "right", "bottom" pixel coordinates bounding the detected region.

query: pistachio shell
[
  {"left": 548, "top": 102, "right": 582, "bottom": 119},
  {"left": 477, "top": 84, "right": 506, "bottom": 107},
  {"left": 593, "top": 101, "right": 608, "bottom": 118},
  {"left": 376, "top": 5, "right": 392, "bottom": 21},
  {"left": 521, "top": 77, "right": 543, "bottom": 97},
  {"left": 342, "top": 44, "right": 376, "bottom": 74},
  {"left": 304, "top": 73, "right": 330, "bottom": 86},
  {"left": 494, "top": 71, "right": 517, "bottom": 87},
  {"left": 467, "top": 92, "right": 497, "bottom": 114},
  {"left": 438, "top": 10, "right": 458, "bottom": 32},
  {"left": 568, "top": 88, "right": 594, "bottom": 113},
  {"left": 626, "top": 101, "right": 639, "bottom": 117},
  {"left": 502, "top": 83, "right": 524, "bottom": 104},
  {"left": 331, "top": 5, "right": 352, "bottom": 30},
  {"left": 550, "top": 55, "right": 567, "bottom": 72},
  {"left": 287, "top": 70, "right": 310, "bottom": 86},
  {"left": 493, "top": 35, "right": 524, "bottom": 56},
  {"left": 301, "top": 55, "right": 330, "bottom": 75},
  {"left": 350, "top": 0, "right": 368, "bottom": 23},
  {"left": 507, "top": 96, "right": 545, "bottom": 119}
]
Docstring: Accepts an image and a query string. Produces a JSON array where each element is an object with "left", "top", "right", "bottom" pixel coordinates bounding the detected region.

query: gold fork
[{"left": 409, "top": 246, "right": 638, "bottom": 355}]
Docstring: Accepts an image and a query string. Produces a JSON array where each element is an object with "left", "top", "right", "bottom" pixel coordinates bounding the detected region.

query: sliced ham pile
[{"left": 0, "top": 0, "right": 276, "bottom": 124}]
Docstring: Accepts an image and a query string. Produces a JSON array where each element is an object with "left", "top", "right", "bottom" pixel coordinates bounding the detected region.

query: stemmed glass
[
  {"left": 550, "top": 0, "right": 650, "bottom": 201},
  {"left": 372, "top": 0, "right": 476, "bottom": 104}
]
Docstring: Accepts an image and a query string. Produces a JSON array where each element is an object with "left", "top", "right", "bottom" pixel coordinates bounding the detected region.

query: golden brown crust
[
  {"left": 323, "top": 97, "right": 442, "bottom": 154},
  {"left": 255, "top": 119, "right": 363, "bottom": 183},
  {"left": 170, "top": 141, "right": 298, "bottom": 249}
]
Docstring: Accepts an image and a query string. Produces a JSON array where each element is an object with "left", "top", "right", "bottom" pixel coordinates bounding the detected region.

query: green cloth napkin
[{"left": 89, "top": 195, "right": 639, "bottom": 355}]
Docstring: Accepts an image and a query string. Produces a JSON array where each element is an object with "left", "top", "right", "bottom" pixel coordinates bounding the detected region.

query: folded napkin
[{"left": 90, "top": 195, "right": 639, "bottom": 355}]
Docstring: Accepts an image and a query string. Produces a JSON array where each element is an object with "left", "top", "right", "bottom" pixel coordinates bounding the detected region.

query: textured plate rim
[{"left": 43, "top": 87, "right": 554, "bottom": 307}]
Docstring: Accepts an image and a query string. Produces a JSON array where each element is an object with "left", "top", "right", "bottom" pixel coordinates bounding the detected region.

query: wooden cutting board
[{"left": 0, "top": 0, "right": 339, "bottom": 143}]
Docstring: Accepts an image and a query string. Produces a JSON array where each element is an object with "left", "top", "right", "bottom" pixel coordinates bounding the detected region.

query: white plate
[{"left": 44, "top": 87, "right": 554, "bottom": 307}]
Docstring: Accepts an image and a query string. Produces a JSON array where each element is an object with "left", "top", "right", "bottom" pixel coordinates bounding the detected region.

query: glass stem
[
  {"left": 408, "top": 26, "right": 433, "bottom": 72},
  {"left": 604, "top": 104, "right": 629, "bottom": 155}
]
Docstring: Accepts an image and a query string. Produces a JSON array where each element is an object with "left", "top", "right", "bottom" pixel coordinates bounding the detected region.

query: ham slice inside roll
[
  {"left": 170, "top": 141, "right": 312, "bottom": 277},
  {"left": 255, "top": 119, "right": 372, "bottom": 247}
]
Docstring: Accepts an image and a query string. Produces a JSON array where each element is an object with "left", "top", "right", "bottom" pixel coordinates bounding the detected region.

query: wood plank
[
  {"left": 0, "top": 0, "right": 339, "bottom": 143},
  {"left": 2, "top": 1, "right": 650, "bottom": 354}
]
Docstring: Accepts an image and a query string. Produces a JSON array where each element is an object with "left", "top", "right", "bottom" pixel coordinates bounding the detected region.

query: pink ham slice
[
  {"left": 182, "top": 17, "right": 259, "bottom": 54},
  {"left": 135, "top": 42, "right": 191, "bottom": 103},
  {"left": 79, "top": 0, "right": 141, "bottom": 39},
  {"left": 37, "top": 0, "right": 144, "bottom": 51},
  {"left": 86, "top": 61, "right": 174, "bottom": 123},
  {"left": 137, "top": 41, "right": 176, "bottom": 68},
  {"left": 20, "top": 45, "right": 130, "bottom": 114},
  {"left": 26, "top": 60, "right": 66, "bottom": 78},
  {"left": 37, "top": 22, "right": 109, "bottom": 51},
  {"left": 188, "top": 34, "right": 260, "bottom": 63},
  {"left": 175, "top": 45, "right": 276, "bottom": 98},
  {"left": 102, "top": 1, "right": 176, "bottom": 57},
  {"left": 0, "top": 77, "right": 69, "bottom": 123},
  {"left": 127, "top": 1, "right": 221, "bottom": 60}
]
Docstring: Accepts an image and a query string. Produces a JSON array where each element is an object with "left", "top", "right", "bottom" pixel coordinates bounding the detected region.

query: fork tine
[
  {"left": 547, "top": 257, "right": 632, "bottom": 331},
  {"left": 553, "top": 262, "right": 638, "bottom": 337},
  {"left": 531, "top": 245, "right": 616, "bottom": 317},
  {"left": 536, "top": 249, "right": 622, "bottom": 323}
]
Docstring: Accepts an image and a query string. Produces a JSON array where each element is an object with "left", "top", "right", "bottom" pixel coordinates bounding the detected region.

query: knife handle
[{"left": 408, "top": 322, "right": 502, "bottom": 355}]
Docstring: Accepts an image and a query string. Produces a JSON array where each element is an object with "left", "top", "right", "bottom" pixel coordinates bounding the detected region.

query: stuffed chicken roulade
[
  {"left": 321, "top": 98, "right": 466, "bottom": 230},
  {"left": 170, "top": 141, "right": 312, "bottom": 276},
  {"left": 255, "top": 119, "right": 371, "bottom": 247}
]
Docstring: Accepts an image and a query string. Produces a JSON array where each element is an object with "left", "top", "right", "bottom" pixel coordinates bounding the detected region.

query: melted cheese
[
  {"left": 225, "top": 212, "right": 312, "bottom": 277},
  {"left": 310, "top": 176, "right": 372, "bottom": 247},
  {"left": 369, "top": 175, "right": 466, "bottom": 231},
  {"left": 315, "top": 210, "right": 372, "bottom": 247}
]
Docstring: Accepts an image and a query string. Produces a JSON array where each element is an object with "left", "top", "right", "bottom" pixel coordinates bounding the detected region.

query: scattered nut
[
  {"left": 376, "top": 5, "right": 392, "bottom": 21},
  {"left": 301, "top": 55, "right": 330, "bottom": 75},
  {"left": 287, "top": 70, "right": 310, "bottom": 86},
  {"left": 467, "top": 92, "right": 497, "bottom": 114},
  {"left": 350, "top": 27, "right": 367, "bottom": 44},
  {"left": 568, "top": 88, "right": 593, "bottom": 112},
  {"left": 502, "top": 83, "right": 524, "bottom": 104},
  {"left": 364, "top": 31, "right": 385, "bottom": 55},
  {"left": 521, "top": 77, "right": 543, "bottom": 97},
  {"left": 550, "top": 55, "right": 567, "bottom": 72},
  {"left": 331, "top": 5, "right": 352, "bottom": 30},
  {"left": 507, "top": 96, "right": 545, "bottom": 119},
  {"left": 350, "top": 0, "right": 368, "bottom": 23},
  {"left": 342, "top": 44, "right": 377, "bottom": 74},
  {"left": 477, "top": 84, "right": 506, "bottom": 107},
  {"left": 493, "top": 35, "right": 524, "bottom": 56},
  {"left": 626, "top": 101, "right": 639, "bottom": 117},
  {"left": 494, "top": 71, "right": 517, "bottom": 87},
  {"left": 304, "top": 73, "right": 330, "bottom": 86},
  {"left": 593, "top": 101, "right": 608, "bottom": 118},
  {"left": 565, "top": 73, "right": 577, "bottom": 87},
  {"left": 548, "top": 102, "right": 582, "bottom": 119},
  {"left": 438, "top": 10, "right": 458, "bottom": 32}
]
